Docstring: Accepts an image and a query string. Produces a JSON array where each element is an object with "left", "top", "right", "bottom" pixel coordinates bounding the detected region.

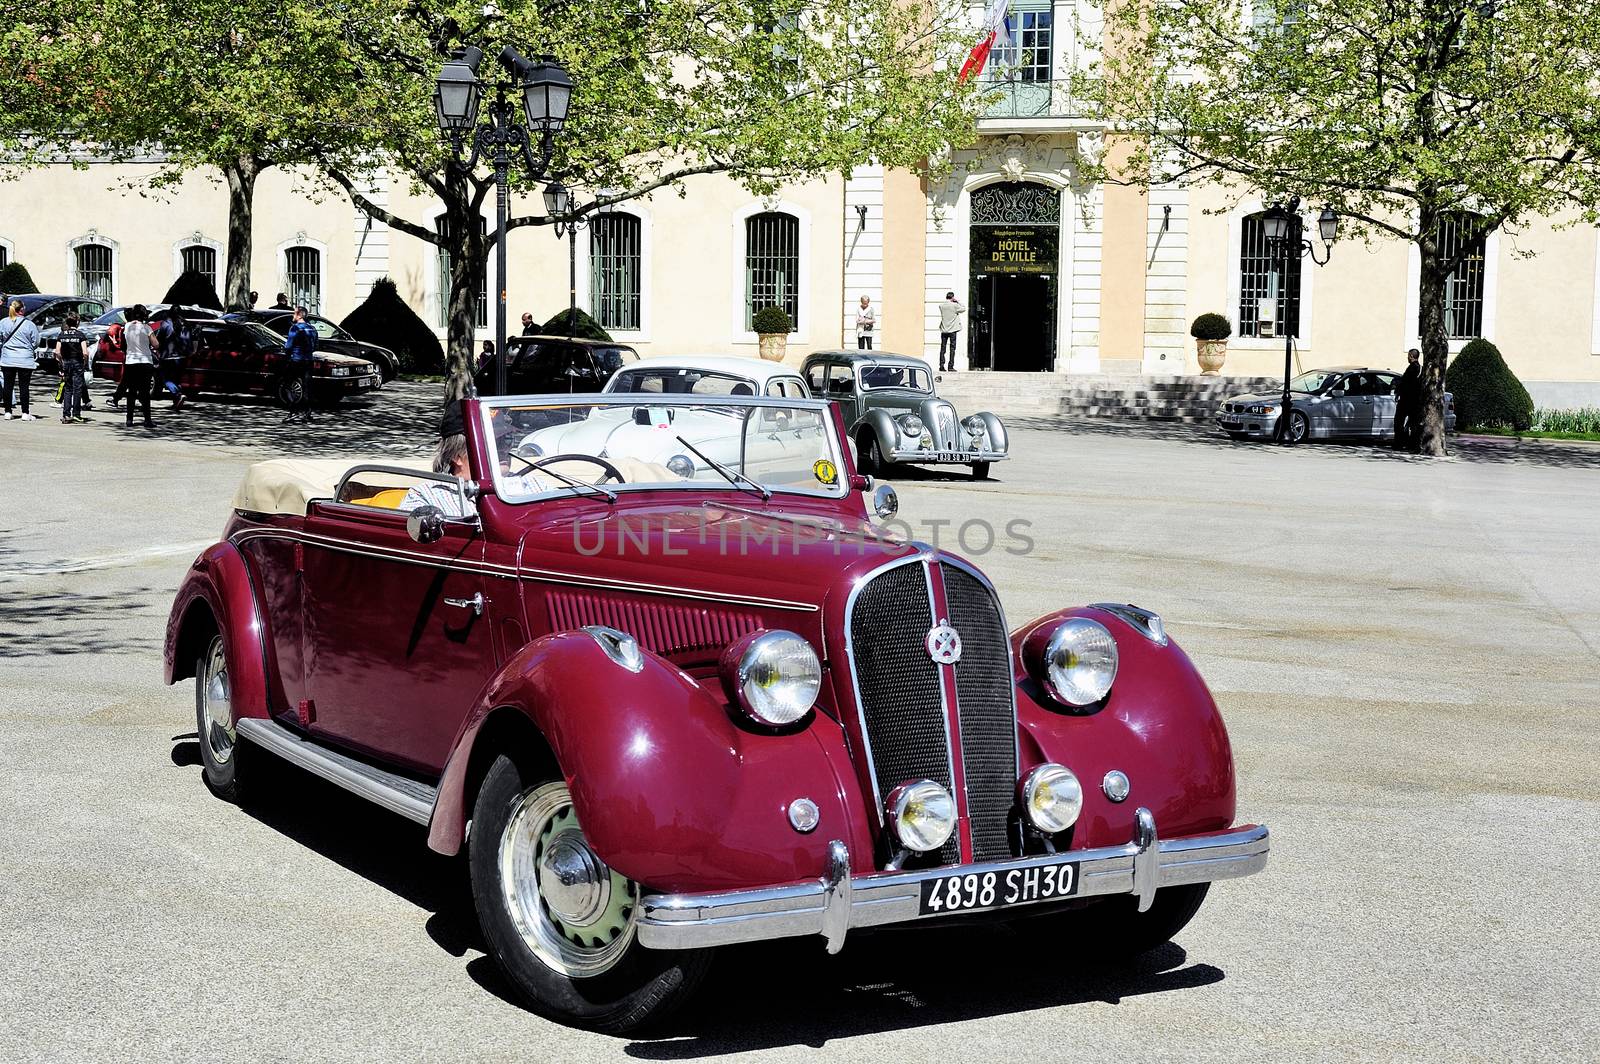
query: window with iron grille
[
  {"left": 434, "top": 216, "right": 488, "bottom": 329},
  {"left": 75, "top": 243, "right": 114, "bottom": 303},
  {"left": 1436, "top": 212, "right": 1486, "bottom": 339},
  {"left": 744, "top": 212, "right": 799, "bottom": 330},
  {"left": 284, "top": 246, "right": 322, "bottom": 315},
  {"left": 590, "top": 214, "right": 641, "bottom": 331},
  {"left": 180, "top": 245, "right": 217, "bottom": 292},
  {"left": 991, "top": 6, "right": 1053, "bottom": 83},
  {"left": 0, "top": 244, "right": 8, "bottom": 269},
  {"left": 1238, "top": 212, "right": 1302, "bottom": 338}
]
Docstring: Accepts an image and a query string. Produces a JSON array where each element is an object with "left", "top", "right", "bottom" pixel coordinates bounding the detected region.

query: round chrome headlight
[
  {"left": 720, "top": 630, "right": 821, "bottom": 726},
  {"left": 666, "top": 454, "right": 695, "bottom": 479},
  {"left": 1025, "top": 616, "right": 1118, "bottom": 707},
  {"left": 963, "top": 415, "right": 985, "bottom": 435},
  {"left": 1021, "top": 763, "right": 1083, "bottom": 833},
  {"left": 897, "top": 414, "right": 925, "bottom": 437},
  {"left": 512, "top": 439, "right": 544, "bottom": 459},
  {"left": 885, "top": 779, "right": 956, "bottom": 853}
]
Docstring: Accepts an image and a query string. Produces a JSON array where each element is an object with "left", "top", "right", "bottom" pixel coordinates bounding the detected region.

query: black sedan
[
  {"left": 473, "top": 334, "right": 638, "bottom": 396},
  {"left": 228, "top": 309, "right": 399, "bottom": 382}
]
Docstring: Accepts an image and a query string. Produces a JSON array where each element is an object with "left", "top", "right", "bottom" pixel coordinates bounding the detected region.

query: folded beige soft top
[{"left": 232, "top": 457, "right": 432, "bottom": 516}]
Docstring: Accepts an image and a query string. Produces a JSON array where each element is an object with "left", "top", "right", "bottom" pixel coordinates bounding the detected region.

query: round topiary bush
[
  {"left": 541, "top": 307, "right": 613, "bottom": 341},
  {"left": 1190, "top": 312, "right": 1232, "bottom": 341},
  {"left": 161, "top": 269, "right": 224, "bottom": 311},
  {"left": 1446, "top": 338, "right": 1533, "bottom": 431},
  {"left": 751, "top": 305, "right": 794, "bottom": 334},
  {"left": 339, "top": 277, "right": 446, "bottom": 375},
  {"left": 0, "top": 261, "right": 40, "bottom": 295}
]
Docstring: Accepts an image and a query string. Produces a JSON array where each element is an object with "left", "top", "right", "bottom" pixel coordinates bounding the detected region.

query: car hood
[{"left": 316, "top": 352, "right": 374, "bottom": 369}]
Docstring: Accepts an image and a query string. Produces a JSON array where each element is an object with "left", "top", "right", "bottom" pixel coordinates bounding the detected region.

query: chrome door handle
[{"left": 444, "top": 592, "right": 485, "bottom": 616}]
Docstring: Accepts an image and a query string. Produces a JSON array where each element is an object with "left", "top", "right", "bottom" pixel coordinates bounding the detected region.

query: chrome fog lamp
[
  {"left": 720, "top": 630, "right": 821, "bottom": 726},
  {"left": 1024, "top": 616, "right": 1119, "bottom": 707},
  {"left": 1020, "top": 763, "right": 1083, "bottom": 833},
  {"left": 885, "top": 779, "right": 956, "bottom": 853},
  {"left": 897, "top": 414, "right": 924, "bottom": 438},
  {"left": 666, "top": 454, "right": 695, "bottom": 479}
]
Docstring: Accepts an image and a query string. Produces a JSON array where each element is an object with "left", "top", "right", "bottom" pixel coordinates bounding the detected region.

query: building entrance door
[{"left": 967, "top": 183, "right": 1061, "bottom": 372}]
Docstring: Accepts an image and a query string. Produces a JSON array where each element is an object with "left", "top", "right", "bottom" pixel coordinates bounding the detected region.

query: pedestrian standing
[
  {"left": 155, "top": 309, "right": 190, "bottom": 411},
  {"left": 521, "top": 312, "right": 536, "bottom": 336},
  {"left": 1, "top": 299, "right": 42, "bottom": 421},
  {"left": 855, "top": 295, "right": 876, "bottom": 350},
  {"left": 938, "top": 291, "right": 965, "bottom": 372},
  {"left": 248, "top": 290, "right": 259, "bottom": 309},
  {"left": 53, "top": 313, "right": 90, "bottom": 424},
  {"left": 281, "top": 305, "right": 318, "bottom": 423},
  {"left": 121, "top": 305, "right": 157, "bottom": 428},
  {"left": 1393, "top": 348, "right": 1421, "bottom": 452},
  {"left": 271, "top": 293, "right": 291, "bottom": 310},
  {"left": 480, "top": 339, "right": 495, "bottom": 370}
]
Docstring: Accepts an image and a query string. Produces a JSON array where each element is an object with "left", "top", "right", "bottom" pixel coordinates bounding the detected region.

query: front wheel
[
  {"left": 971, "top": 461, "right": 991, "bottom": 480},
  {"left": 195, "top": 633, "right": 244, "bottom": 801},
  {"left": 1283, "top": 410, "right": 1310, "bottom": 444},
  {"left": 468, "top": 754, "right": 710, "bottom": 1032},
  {"left": 858, "top": 432, "right": 890, "bottom": 477}
]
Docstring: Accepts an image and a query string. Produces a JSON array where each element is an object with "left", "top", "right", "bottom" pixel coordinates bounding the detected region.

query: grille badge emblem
[{"left": 925, "top": 620, "right": 963, "bottom": 665}]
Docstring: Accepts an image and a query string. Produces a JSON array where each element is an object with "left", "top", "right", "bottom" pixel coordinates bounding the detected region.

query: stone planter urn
[
  {"left": 757, "top": 332, "right": 788, "bottom": 362},
  {"left": 1196, "top": 339, "right": 1228, "bottom": 375}
]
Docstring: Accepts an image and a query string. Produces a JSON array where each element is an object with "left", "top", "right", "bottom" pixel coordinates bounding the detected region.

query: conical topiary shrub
[
  {"left": 161, "top": 268, "right": 224, "bottom": 310},
  {"left": 340, "top": 277, "right": 446, "bottom": 374},
  {"left": 541, "top": 307, "right": 612, "bottom": 342},
  {"left": 0, "top": 261, "right": 40, "bottom": 295},
  {"left": 1446, "top": 338, "right": 1534, "bottom": 431}
]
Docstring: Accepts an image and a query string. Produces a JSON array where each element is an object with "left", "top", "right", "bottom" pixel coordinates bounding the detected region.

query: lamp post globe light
[
  {"left": 433, "top": 45, "right": 573, "bottom": 397},
  {"left": 543, "top": 182, "right": 615, "bottom": 340},
  {"left": 1262, "top": 197, "right": 1338, "bottom": 444}
]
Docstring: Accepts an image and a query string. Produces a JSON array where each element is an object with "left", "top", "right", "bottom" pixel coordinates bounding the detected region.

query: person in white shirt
[
  {"left": 402, "top": 433, "right": 473, "bottom": 517},
  {"left": 938, "top": 292, "right": 965, "bottom": 372},
  {"left": 855, "top": 295, "right": 876, "bottom": 350},
  {"left": 120, "top": 305, "right": 158, "bottom": 428}
]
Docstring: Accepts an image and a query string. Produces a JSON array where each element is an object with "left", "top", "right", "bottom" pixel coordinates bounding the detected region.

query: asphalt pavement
[{"left": 1, "top": 380, "right": 1596, "bottom": 1063}]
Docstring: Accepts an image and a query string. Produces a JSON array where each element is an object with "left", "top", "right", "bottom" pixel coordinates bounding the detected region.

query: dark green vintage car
[{"left": 802, "top": 350, "right": 1009, "bottom": 479}]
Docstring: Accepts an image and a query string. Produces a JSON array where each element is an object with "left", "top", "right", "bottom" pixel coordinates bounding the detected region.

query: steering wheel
[{"left": 514, "top": 452, "right": 627, "bottom": 484}]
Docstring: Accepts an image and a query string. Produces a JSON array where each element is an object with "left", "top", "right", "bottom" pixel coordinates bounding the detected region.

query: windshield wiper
[
  {"left": 675, "top": 435, "right": 771, "bottom": 500},
  {"left": 528, "top": 462, "right": 617, "bottom": 502}
]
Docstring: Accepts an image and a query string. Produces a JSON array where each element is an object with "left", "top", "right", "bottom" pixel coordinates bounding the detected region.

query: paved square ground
[{"left": 1, "top": 382, "right": 1595, "bottom": 1062}]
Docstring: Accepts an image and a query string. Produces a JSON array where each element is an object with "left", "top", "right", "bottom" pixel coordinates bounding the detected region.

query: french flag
[{"left": 959, "top": 0, "right": 1010, "bottom": 82}]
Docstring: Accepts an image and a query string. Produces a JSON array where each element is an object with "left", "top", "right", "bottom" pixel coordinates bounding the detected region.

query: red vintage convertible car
[{"left": 165, "top": 393, "right": 1268, "bottom": 1032}]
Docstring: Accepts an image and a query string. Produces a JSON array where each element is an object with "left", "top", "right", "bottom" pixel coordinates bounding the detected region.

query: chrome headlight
[
  {"left": 666, "top": 454, "right": 695, "bottom": 479},
  {"left": 512, "top": 439, "right": 544, "bottom": 460},
  {"left": 963, "top": 415, "right": 985, "bottom": 436},
  {"left": 885, "top": 779, "right": 956, "bottom": 853},
  {"left": 897, "top": 414, "right": 924, "bottom": 438},
  {"left": 1025, "top": 616, "right": 1118, "bottom": 708},
  {"left": 1020, "top": 763, "right": 1083, "bottom": 833},
  {"left": 720, "top": 630, "right": 821, "bottom": 727}
]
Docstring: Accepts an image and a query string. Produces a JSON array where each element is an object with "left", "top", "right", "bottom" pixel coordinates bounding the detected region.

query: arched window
[
  {"left": 744, "top": 212, "right": 799, "bottom": 330},
  {"left": 1436, "top": 212, "right": 1486, "bottom": 339},
  {"left": 180, "top": 245, "right": 217, "bottom": 291},
  {"left": 590, "top": 214, "right": 642, "bottom": 331},
  {"left": 75, "top": 242, "right": 115, "bottom": 303},
  {"left": 434, "top": 215, "right": 487, "bottom": 329},
  {"left": 1238, "top": 211, "right": 1303, "bottom": 338},
  {"left": 284, "top": 246, "right": 322, "bottom": 314}
]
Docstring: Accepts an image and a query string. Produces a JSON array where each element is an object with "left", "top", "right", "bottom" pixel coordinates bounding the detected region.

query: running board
[{"left": 235, "top": 717, "right": 438, "bottom": 825}]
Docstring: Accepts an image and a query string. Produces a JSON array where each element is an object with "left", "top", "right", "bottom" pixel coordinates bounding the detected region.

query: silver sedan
[{"left": 1217, "top": 367, "right": 1456, "bottom": 443}]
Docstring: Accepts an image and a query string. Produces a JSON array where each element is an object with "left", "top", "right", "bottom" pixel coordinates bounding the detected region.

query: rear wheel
[
  {"left": 468, "top": 753, "right": 710, "bottom": 1032},
  {"left": 195, "top": 633, "right": 243, "bottom": 801},
  {"left": 1019, "top": 883, "right": 1210, "bottom": 959}
]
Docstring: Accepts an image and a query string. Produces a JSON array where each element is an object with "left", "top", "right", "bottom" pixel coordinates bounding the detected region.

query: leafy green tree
[
  {"left": 1078, "top": 0, "right": 1600, "bottom": 455},
  {"left": 314, "top": 0, "right": 982, "bottom": 398}
]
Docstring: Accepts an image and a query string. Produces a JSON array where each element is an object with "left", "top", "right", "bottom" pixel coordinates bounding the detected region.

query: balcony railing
[{"left": 978, "top": 76, "right": 1086, "bottom": 123}]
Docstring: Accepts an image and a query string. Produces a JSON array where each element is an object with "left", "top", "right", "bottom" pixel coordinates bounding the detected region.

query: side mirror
[
  {"left": 871, "top": 483, "right": 899, "bottom": 520},
  {"left": 406, "top": 505, "right": 445, "bottom": 545}
]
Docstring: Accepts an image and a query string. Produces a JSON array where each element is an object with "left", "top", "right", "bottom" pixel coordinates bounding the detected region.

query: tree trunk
[
  {"left": 223, "top": 155, "right": 260, "bottom": 312},
  {"left": 1415, "top": 207, "right": 1450, "bottom": 457},
  {"left": 440, "top": 174, "right": 485, "bottom": 403}
]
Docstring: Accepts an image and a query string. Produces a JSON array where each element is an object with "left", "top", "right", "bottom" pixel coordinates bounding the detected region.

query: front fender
[
  {"left": 972, "top": 411, "right": 1008, "bottom": 455},
  {"left": 854, "top": 408, "right": 899, "bottom": 451},
  {"left": 164, "top": 542, "right": 273, "bottom": 723},
  {"left": 428, "top": 632, "right": 868, "bottom": 893},
  {"left": 1012, "top": 607, "right": 1236, "bottom": 849}
]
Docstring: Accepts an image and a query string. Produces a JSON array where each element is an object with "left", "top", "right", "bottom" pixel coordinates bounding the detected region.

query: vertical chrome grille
[{"left": 846, "top": 557, "right": 1019, "bottom": 866}]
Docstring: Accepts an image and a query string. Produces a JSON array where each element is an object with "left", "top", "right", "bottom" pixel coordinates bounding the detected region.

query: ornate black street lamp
[
  {"left": 1262, "top": 199, "right": 1338, "bottom": 443},
  {"left": 542, "top": 182, "right": 614, "bottom": 340},
  {"left": 434, "top": 45, "right": 573, "bottom": 396}
]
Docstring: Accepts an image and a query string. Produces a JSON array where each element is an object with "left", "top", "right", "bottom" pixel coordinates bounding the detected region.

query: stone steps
[{"left": 933, "top": 372, "right": 1282, "bottom": 423}]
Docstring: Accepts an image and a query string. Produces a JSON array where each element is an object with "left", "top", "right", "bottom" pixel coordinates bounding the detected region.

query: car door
[
  {"left": 1316, "top": 374, "right": 1360, "bottom": 438},
  {"left": 1370, "top": 373, "right": 1400, "bottom": 438},
  {"left": 300, "top": 492, "right": 496, "bottom": 773},
  {"left": 1341, "top": 373, "right": 1378, "bottom": 437},
  {"left": 823, "top": 363, "right": 862, "bottom": 424}
]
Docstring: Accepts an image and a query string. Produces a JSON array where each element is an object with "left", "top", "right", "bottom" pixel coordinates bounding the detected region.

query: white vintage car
[{"left": 512, "top": 357, "right": 826, "bottom": 486}]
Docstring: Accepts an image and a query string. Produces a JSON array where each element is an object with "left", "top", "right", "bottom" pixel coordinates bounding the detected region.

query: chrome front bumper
[
  {"left": 888, "top": 448, "right": 1008, "bottom": 464},
  {"left": 638, "top": 810, "right": 1268, "bottom": 953}
]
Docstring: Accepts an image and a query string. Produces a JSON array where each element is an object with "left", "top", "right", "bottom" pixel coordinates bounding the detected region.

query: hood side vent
[{"left": 545, "top": 590, "right": 761, "bottom": 657}]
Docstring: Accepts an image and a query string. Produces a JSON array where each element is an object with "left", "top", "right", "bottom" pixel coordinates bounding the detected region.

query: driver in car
[{"left": 402, "top": 431, "right": 474, "bottom": 518}]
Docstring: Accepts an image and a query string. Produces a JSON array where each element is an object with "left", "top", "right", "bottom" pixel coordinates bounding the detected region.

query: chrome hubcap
[
  {"left": 200, "top": 638, "right": 234, "bottom": 766},
  {"left": 499, "top": 782, "right": 638, "bottom": 978}
]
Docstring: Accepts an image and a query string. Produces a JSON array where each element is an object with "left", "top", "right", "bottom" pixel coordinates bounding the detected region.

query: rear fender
[
  {"left": 1012, "top": 607, "right": 1237, "bottom": 849},
  {"left": 428, "top": 631, "right": 864, "bottom": 893},
  {"left": 164, "top": 542, "right": 272, "bottom": 723}
]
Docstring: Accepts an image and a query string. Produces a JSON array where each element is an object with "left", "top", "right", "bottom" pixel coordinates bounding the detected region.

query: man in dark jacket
[
  {"left": 282, "top": 306, "right": 318, "bottom": 422},
  {"left": 1393, "top": 348, "right": 1421, "bottom": 452}
]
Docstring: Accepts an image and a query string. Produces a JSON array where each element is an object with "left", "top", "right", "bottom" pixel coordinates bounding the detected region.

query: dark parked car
[
  {"left": 94, "top": 318, "right": 380, "bottom": 405},
  {"left": 229, "top": 309, "right": 399, "bottom": 383},
  {"left": 474, "top": 334, "right": 638, "bottom": 396},
  {"left": 0, "top": 294, "right": 108, "bottom": 372}
]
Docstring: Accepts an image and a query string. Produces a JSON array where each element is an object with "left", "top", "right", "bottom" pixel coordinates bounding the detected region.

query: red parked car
[
  {"left": 95, "top": 318, "right": 380, "bottom": 405},
  {"left": 164, "top": 393, "right": 1268, "bottom": 1032}
]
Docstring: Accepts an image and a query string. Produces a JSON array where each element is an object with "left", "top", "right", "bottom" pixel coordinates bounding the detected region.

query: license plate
[
  {"left": 1219, "top": 419, "right": 1241, "bottom": 429},
  {"left": 917, "top": 861, "right": 1079, "bottom": 916}
]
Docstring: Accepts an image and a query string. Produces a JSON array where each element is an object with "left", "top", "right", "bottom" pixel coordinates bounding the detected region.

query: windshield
[
  {"left": 1290, "top": 371, "right": 1339, "bottom": 393},
  {"left": 310, "top": 317, "right": 349, "bottom": 341},
  {"left": 860, "top": 362, "right": 931, "bottom": 391},
  {"left": 481, "top": 396, "right": 846, "bottom": 502}
]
